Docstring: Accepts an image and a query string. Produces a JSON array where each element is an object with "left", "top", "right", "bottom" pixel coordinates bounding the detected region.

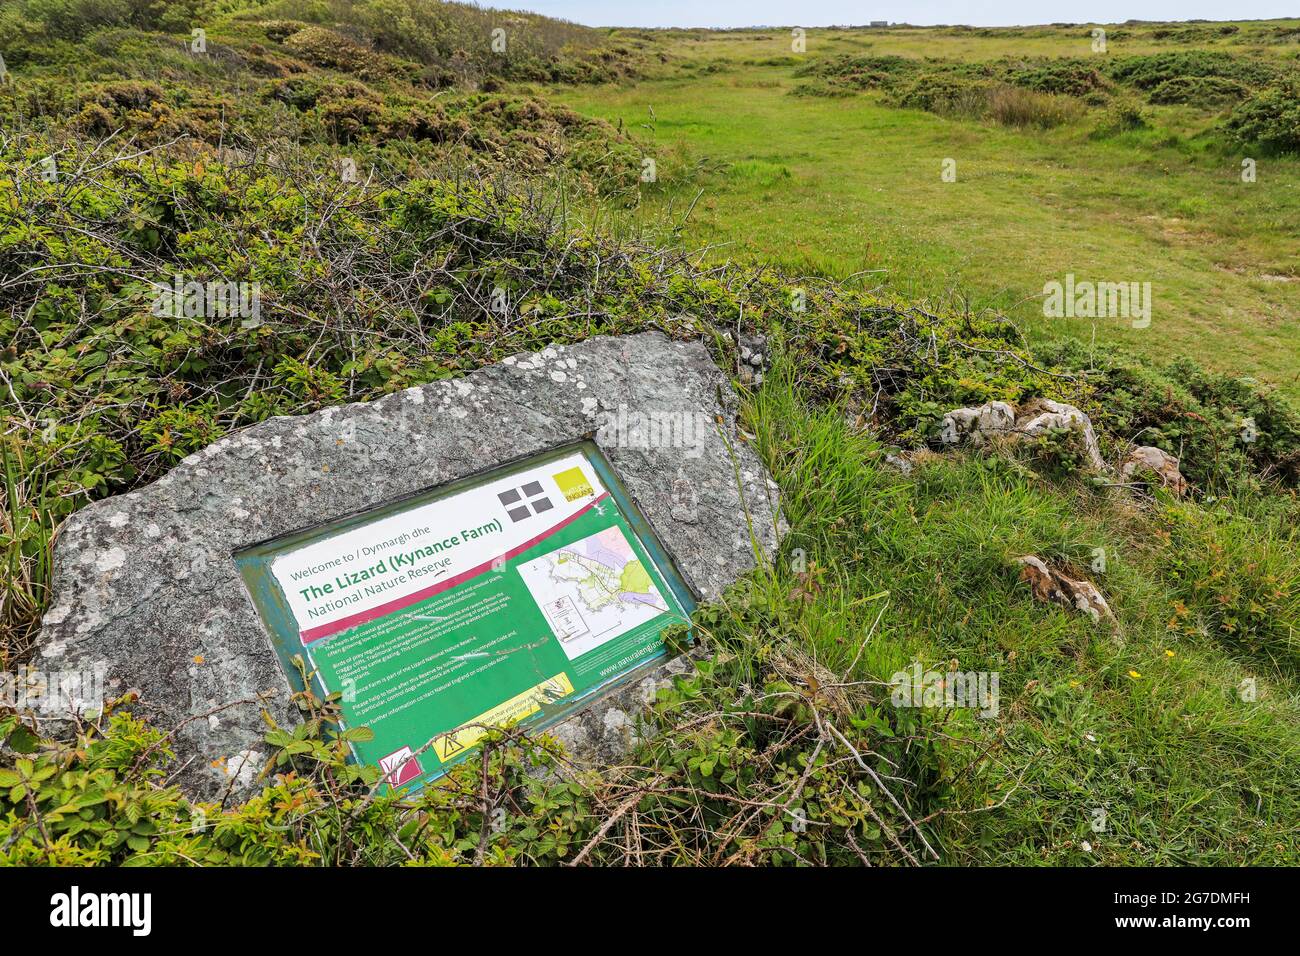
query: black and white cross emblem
[{"left": 498, "top": 481, "right": 553, "bottom": 522}]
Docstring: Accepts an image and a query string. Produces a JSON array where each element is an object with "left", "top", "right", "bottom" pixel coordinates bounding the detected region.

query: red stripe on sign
[{"left": 299, "top": 492, "right": 612, "bottom": 645}]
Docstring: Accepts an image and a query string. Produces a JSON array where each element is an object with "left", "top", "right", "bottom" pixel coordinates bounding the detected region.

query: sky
[{"left": 504, "top": 2, "right": 1297, "bottom": 29}]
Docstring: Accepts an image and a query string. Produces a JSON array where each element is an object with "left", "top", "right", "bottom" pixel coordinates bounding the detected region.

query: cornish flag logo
[{"left": 498, "top": 481, "right": 553, "bottom": 522}]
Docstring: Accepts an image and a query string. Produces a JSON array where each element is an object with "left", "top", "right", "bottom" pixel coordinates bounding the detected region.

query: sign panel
[{"left": 236, "top": 443, "right": 694, "bottom": 792}]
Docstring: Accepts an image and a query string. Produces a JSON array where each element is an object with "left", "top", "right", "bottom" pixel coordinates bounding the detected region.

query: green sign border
[{"left": 235, "top": 439, "right": 697, "bottom": 785}]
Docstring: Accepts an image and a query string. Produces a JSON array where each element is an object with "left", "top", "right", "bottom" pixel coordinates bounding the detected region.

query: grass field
[
  {"left": 550, "top": 23, "right": 1300, "bottom": 396},
  {"left": 749, "top": 373, "right": 1300, "bottom": 863}
]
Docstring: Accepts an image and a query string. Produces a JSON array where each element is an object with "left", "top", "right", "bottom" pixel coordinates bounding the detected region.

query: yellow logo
[{"left": 552, "top": 467, "right": 594, "bottom": 502}]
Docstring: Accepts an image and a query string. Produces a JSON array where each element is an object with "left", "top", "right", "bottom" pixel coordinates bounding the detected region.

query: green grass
[
  {"left": 548, "top": 25, "right": 1300, "bottom": 398},
  {"left": 750, "top": 372, "right": 1300, "bottom": 863}
]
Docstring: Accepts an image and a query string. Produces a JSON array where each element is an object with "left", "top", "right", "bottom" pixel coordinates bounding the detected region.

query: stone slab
[{"left": 33, "top": 332, "right": 782, "bottom": 797}]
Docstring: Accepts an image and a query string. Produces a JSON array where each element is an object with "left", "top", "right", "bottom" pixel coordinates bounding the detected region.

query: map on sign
[
  {"left": 236, "top": 443, "right": 693, "bottom": 793},
  {"left": 518, "top": 526, "right": 670, "bottom": 660}
]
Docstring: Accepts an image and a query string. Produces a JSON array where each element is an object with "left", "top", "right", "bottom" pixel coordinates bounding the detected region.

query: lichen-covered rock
[
  {"left": 939, "top": 401, "right": 1016, "bottom": 446},
  {"left": 884, "top": 453, "right": 914, "bottom": 475},
  {"left": 940, "top": 399, "right": 1106, "bottom": 471},
  {"left": 1014, "top": 399, "right": 1106, "bottom": 471},
  {"left": 33, "top": 332, "right": 782, "bottom": 797},
  {"left": 883, "top": 449, "right": 943, "bottom": 476},
  {"left": 1121, "top": 446, "right": 1188, "bottom": 496},
  {"left": 1015, "top": 555, "right": 1113, "bottom": 622}
]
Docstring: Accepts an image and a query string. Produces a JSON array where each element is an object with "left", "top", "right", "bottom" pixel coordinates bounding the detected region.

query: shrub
[
  {"left": 1008, "top": 58, "right": 1111, "bottom": 97},
  {"left": 1148, "top": 75, "right": 1250, "bottom": 108},
  {"left": 257, "top": 19, "right": 307, "bottom": 42},
  {"left": 84, "top": 80, "right": 165, "bottom": 111},
  {"left": 282, "top": 25, "right": 398, "bottom": 80},
  {"left": 4, "top": 0, "right": 213, "bottom": 40},
  {"left": 1036, "top": 339, "right": 1300, "bottom": 494},
  {"left": 890, "top": 77, "right": 1082, "bottom": 129},
  {"left": 1223, "top": 81, "right": 1300, "bottom": 154},
  {"left": 1107, "top": 51, "right": 1279, "bottom": 91},
  {"left": 798, "top": 53, "right": 923, "bottom": 92},
  {"left": 1091, "top": 96, "right": 1149, "bottom": 137},
  {"left": 891, "top": 73, "right": 991, "bottom": 118}
]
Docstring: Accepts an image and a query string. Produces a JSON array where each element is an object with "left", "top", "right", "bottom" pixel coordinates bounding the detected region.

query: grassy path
[{"left": 550, "top": 34, "right": 1300, "bottom": 395}]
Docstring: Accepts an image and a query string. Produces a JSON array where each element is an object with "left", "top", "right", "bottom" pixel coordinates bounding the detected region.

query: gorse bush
[
  {"left": 1147, "top": 75, "right": 1250, "bottom": 107},
  {"left": 1090, "top": 95, "right": 1150, "bottom": 137},
  {"left": 239, "top": 0, "right": 632, "bottom": 86},
  {"left": 1106, "top": 50, "right": 1280, "bottom": 92},
  {"left": 887, "top": 76, "right": 1082, "bottom": 129},
  {"left": 793, "top": 53, "right": 922, "bottom": 91},
  {"left": 1036, "top": 340, "right": 1300, "bottom": 494},
  {"left": 0, "top": 5, "right": 647, "bottom": 198},
  {"left": 1223, "top": 79, "right": 1300, "bottom": 154},
  {"left": 0, "top": 0, "right": 633, "bottom": 84},
  {"left": 1006, "top": 58, "right": 1111, "bottom": 98},
  {"left": 0, "top": 0, "right": 214, "bottom": 44},
  {"left": 890, "top": 73, "right": 990, "bottom": 118}
]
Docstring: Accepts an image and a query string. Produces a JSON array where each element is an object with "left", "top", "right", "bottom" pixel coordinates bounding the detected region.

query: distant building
[{"left": 869, "top": 21, "right": 889, "bottom": 28}]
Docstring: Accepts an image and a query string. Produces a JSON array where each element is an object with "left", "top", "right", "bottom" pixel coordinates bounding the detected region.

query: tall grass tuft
[
  {"left": 0, "top": 441, "right": 54, "bottom": 669},
  {"left": 985, "top": 84, "right": 1084, "bottom": 129}
]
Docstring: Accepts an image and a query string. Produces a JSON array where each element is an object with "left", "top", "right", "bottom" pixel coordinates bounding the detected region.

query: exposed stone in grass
[
  {"left": 939, "top": 401, "right": 1017, "bottom": 446},
  {"left": 939, "top": 399, "right": 1106, "bottom": 471},
  {"left": 1015, "top": 555, "right": 1114, "bottom": 623},
  {"left": 1121, "top": 446, "right": 1188, "bottom": 496}
]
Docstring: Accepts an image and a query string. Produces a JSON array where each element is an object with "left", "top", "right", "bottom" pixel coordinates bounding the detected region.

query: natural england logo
[
  {"left": 151, "top": 275, "right": 261, "bottom": 326},
  {"left": 1042, "top": 273, "right": 1152, "bottom": 328}
]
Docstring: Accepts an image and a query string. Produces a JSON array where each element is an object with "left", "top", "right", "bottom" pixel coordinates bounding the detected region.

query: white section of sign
[
  {"left": 269, "top": 450, "right": 604, "bottom": 634},
  {"left": 516, "top": 525, "right": 670, "bottom": 661},
  {"left": 542, "top": 595, "right": 590, "bottom": 642}
]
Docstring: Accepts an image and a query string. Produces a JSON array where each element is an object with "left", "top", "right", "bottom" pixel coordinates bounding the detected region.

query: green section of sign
[{"left": 236, "top": 443, "right": 695, "bottom": 792}]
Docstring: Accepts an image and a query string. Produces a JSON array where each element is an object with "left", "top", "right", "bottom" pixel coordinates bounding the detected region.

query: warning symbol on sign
[
  {"left": 435, "top": 732, "right": 465, "bottom": 759},
  {"left": 431, "top": 673, "right": 576, "bottom": 762}
]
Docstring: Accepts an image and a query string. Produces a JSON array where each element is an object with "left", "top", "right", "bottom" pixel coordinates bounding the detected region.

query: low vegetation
[
  {"left": 1, "top": 0, "right": 647, "bottom": 197},
  {"left": 2, "top": 5, "right": 1298, "bottom": 865},
  {"left": 794, "top": 48, "right": 1298, "bottom": 148}
]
